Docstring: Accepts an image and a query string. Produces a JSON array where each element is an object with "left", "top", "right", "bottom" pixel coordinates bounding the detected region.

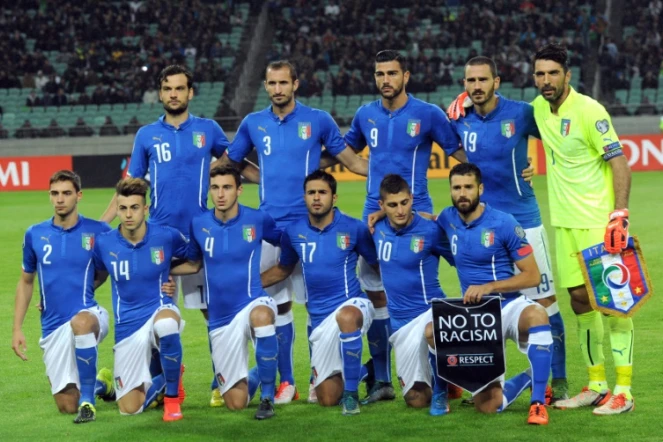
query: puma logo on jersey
[
  {"left": 612, "top": 347, "right": 628, "bottom": 356},
  {"left": 110, "top": 252, "right": 119, "bottom": 259},
  {"left": 345, "top": 351, "right": 361, "bottom": 359},
  {"left": 77, "top": 356, "right": 94, "bottom": 365},
  {"left": 553, "top": 332, "right": 565, "bottom": 342},
  {"left": 298, "top": 234, "right": 308, "bottom": 240},
  {"left": 368, "top": 118, "right": 376, "bottom": 125},
  {"left": 258, "top": 126, "right": 267, "bottom": 133},
  {"left": 202, "top": 228, "right": 212, "bottom": 236},
  {"left": 164, "top": 355, "right": 180, "bottom": 363},
  {"left": 152, "top": 136, "right": 162, "bottom": 142},
  {"left": 368, "top": 339, "right": 380, "bottom": 348},
  {"left": 260, "top": 354, "right": 278, "bottom": 361},
  {"left": 449, "top": 223, "right": 456, "bottom": 231},
  {"left": 40, "top": 235, "right": 51, "bottom": 243},
  {"left": 463, "top": 121, "right": 471, "bottom": 128},
  {"left": 379, "top": 231, "right": 386, "bottom": 239},
  {"left": 536, "top": 345, "right": 551, "bottom": 352}
]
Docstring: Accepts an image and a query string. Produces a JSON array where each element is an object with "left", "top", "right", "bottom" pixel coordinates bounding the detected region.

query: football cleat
[
  {"left": 430, "top": 392, "right": 450, "bottom": 416},
  {"left": 527, "top": 403, "right": 549, "bottom": 425},
  {"left": 448, "top": 384, "right": 463, "bottom": 400},
  {"left": 360, "top": 381, "right": 395, "bottom": 405},
  {"left": 274, "top": 381, "right": 299, "bottom": 404},
  {"left": 147, "top": 392, "right": 165, "bottom": 409},
  {"left": 550, "top": 378, "right": 569, "bottom": 404},
  {"left": 341, "top": 392, "right": 360, "bottom": 416},
  {"left": 255, "top": 398, "right": 275, "bottom": 420},
  {"left": 592, "top": 393, "right": 634, "bottom": 415},
  {"left": 307, "top": 382, "right": 318, "bottom": 404},
  {"left": 95, "top": 367, "right": 116, "bottom": 402},
  {"left": 163, "top": 396, "right": 183, "bottom": 422},
  {"left": 210, "top": 388, "right": 225, "bottom": 408},
  {"left": 73, "top": 402, "right": 96, "bottom": 424},
  {"left": 554, "top": 387, "right": 611, "bottom": 409}
]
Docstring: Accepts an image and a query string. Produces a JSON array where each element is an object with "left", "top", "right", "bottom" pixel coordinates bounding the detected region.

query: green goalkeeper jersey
[{"left": 532, "top": 87, "right": 623, "bottom": 229}]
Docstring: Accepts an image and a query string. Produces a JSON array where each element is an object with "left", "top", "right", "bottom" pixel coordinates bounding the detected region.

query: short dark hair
[
  {"left": 49, "top": 170, "right": 81, "bottom": 192},
  {"left": 375, "top": 50, "right": 408, "bottom": 72},
  {"left": 116, "top": 177, "right": 149, "bottom": 202},
  {"left": 449, "top": 163, "right": 483, "bottom": 185},
  {"left": 265, "top": 60, "right": 298, "bottom": 82},
  {"left": 532, "top": 43, "right": 569, "bottom": 73},
  {"left": 158, "top": 65, "right": 194, "bottom": 89},
  {"left": 379, "top": 174, "right": 410, "bottom": 200},
  {"left": 465, "top": 56, "right": 498, "bottom": 78},
  {"left": 210, "top": 165, "right": 242, "bottom": 187},
  {"left": 303, "top": 170, "right": 337, "bottom": 195}
]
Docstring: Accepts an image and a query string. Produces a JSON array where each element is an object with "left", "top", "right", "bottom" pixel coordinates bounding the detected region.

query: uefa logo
[{"left": 447, "top": 355, "right": 458, "bottom": 366}]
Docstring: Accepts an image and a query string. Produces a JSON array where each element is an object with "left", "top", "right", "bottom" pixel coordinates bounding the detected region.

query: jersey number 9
[{"left": 370, "top": 128, "right": 378, "bottom": 148}]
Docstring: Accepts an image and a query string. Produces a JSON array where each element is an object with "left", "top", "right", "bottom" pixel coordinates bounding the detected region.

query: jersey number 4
[{"left": 111, "top": 260, "right": 130, "bottom": 280}]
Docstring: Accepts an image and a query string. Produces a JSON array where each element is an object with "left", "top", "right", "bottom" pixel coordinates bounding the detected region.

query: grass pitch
[{"left": 1, "top": 174, "right": 662, "bottom": 441}]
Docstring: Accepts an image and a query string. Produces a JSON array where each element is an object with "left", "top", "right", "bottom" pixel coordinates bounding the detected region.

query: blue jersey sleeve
[
  {"left": 170, "top": 228, "right": 189, "bottom": 259},
  {"left": 344, "top": 111, "right": 367, "bottom": 152},
  {"left": 355, "top": 222, "right": 378, "bottom": 265},
  {"left": 92, "top": 241, "right": 106, "bottom": 272},
  {"left": 262, "top": 212, "right": 282, "bottom": 246},
  {"left": 523, "top": 103, "right": 541, "bottom": 139},
  {"left": 278, "top": 230, "right": 300, "bottom": 266},
  {"left": 228, "top": 116, "right": 253, "bottom": 163},
  {"left": 211, "top": 120, "right": 230, "bottom": 158},
  {"left": 21, "top": 228, "right": 36, "bottom": 273},
  {"left": 319, "top": 111, "right": 346, "bottom": 156},
  {"left": 432, "top": 223, "right": 455, "bottom": 266},
  {"left": 501, "top": 216, "right": 533, "bottom": 262},
  {"left": 430, "top": 105, "right": 461, "bottom": 156},
  {"left": 187, "top": 221, "right": 203, "bottom": 261},
  {"left": 128, "top": 128, "right": 148, "bottom": 178}
]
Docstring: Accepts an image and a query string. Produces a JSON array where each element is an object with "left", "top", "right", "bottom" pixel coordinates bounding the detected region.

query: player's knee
[
  {"left": 474, "top": 399, "right": 499, "bottom": 414},
  {"left": 524, "top": 304, "right": 549, "bottom": 327},
  {"left": 57, "top": 402, "right": 78, "bottom": 414},
  {"left": 317, "top": 393, "right": 341, "bottom": 407},
  {"left": 70, "top": 312, "right": 98, "bottom": 335},
  {"left": 277, "top": 301, "right": 292, "bottom": 315},
  {"left": 225, "top": 394, "right": 249, "bottom": 411},
  {"left": 153, "top": 317, "right": 180, "bottom": 338},
  {"left": 336, "top": 306, "right": 363, "bottom": 332},
  {"left": 250, "top": 305, "right": 275, "bottom": 327},
  {"left": 119, "top": 402, "right": 144, "bottom": 415},
  {"left": 404, "top": 391, "right": 429, "bottom": 409}
]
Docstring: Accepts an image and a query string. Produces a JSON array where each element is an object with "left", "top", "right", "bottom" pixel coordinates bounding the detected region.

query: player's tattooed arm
[
  {"left": 319, "top": 150, "right": 339, "bottom": 169},
  {"left": 13, "top": 271, "right": 36, "bottom": 361},
  {"left": 334, "top": 146, "right": 368, "bottom": 176},
  {"left": 93, "top": 269, "right": 109, "bottom": 289},
  {"left": 170, "top": 260, "right": 202, "bottom": 275},
  {"left": 261, "top": 263, "right": 296, "bottom": 288}
]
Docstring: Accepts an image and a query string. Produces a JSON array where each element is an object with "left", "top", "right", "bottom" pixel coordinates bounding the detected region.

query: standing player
[
  {"left": 371, "top": 174, "right": 455, "bottom": 416},
  {"left": 171, "top": 166, "right": 281, "bottom": 420},
  {"left": 531, "top": 44, "right": 634, "bottom": 414},
  {"left": 435, "top": 163, "right": 553, "bottom": 425},
  {"left": 261, "top": 170, "right": 378, "bottom": 415},
  {"left": 93, "top": 178, "right": 188, "bottom": 421},
  {"left": 221, "top": 60, "right": 369, "bottom": 404},
  {"left": 12, "top": 170, "right": 111, "bottom": 424},
  {"left": 446, "top": 56, "right": 568, "bottom": 401},
  {"left": 100, "top": 65, "right": 256, "bottom": 406}
]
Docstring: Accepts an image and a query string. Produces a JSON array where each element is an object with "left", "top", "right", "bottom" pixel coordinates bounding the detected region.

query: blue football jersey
[
  {"left": 22, "top": 216, "right": 111, "bottom": 338},
  {"left": 372, "top": 213, "right": 453, "bottom": 331},
  {"left": 128, "top": 114, "right": 229, "bottom": 234},
  {"left": 188, "top": 205, "right": 282, "bottom": 330},
  {"left": 228, "top": 102, "right": 346, "bottom": 226},
  {"left": 344, "top": 95, "right": 460, "bottom": 219},
  {"left": 92, "top": 223, "right": 189, "bottom": 342},
  {"left": 451, "top": 96, "right": 542, "bottom": 228},
  {"left": 278, "top": 209, "right": 378, "bottom": 330},
  {"left": 436, "top": 204, "right": 533, "bottom": 304}
]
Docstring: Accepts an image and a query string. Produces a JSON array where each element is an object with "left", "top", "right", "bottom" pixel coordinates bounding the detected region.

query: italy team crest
[
  {"left": 81, "top": 233, "right": 94, "bottom": 251},
  {"left": 337, "top": 233, "right": 350, "bottom": 250},
  {"left": 298, "top": 122, "right": 311, "bottom": 140},
  {"left": 560, "top": 119, "right": 571, "bottom": 137},
  {"left": 406, "top": 119, "right": 421, "bottom": 137},
  {"left": 481, "top": 229, "right": 494, "bottom": 247},
  {"left": 410, "top": 236, "right": 424, "bottom": 253},
  {"left": 501, "top": 120, "right": 515, "bottom": 138},
  {"left": 151, "top": 247, "right": 165, "bottom": 265},
  {"left": 193, "top": 132, "right": 206, "bottom": 148},
  {"left": 242, "top": 225, "right": 256, "bottom": 242}
]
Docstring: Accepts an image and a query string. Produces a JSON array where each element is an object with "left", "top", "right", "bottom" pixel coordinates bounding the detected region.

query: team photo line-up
[{"left": 12, "top": 42, "right": 635, "bottom": 426}]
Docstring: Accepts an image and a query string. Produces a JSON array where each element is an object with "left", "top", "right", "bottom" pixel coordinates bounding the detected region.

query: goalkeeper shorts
[{"left": 555, "top": 227, "right": 604, "bottom": 288}]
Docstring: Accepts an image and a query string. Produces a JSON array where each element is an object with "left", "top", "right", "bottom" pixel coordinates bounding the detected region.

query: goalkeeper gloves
[
  {"left": 604, "top": 209, "right": 629, "bottom": 254},
  {"left": 446, "top": 91, "right": 473, "bottom": 120}
]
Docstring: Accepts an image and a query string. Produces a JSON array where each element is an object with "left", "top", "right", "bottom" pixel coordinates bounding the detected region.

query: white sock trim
[
  {"left": 275, "top": 310, "right": 294, "bottom": 326},
  {"left": 545, "top": 302, "right": 560, "bottom": 316},
  {"left": 153, "top": 317, "right": 179, "bottom": 338},
  {"left": 528, "top": 330, "right": 553, "bottom": 346},
  {"left": 254, "top": 324, "right": 276, "bottom": 338},
  {"left": 374, "top": 307, "right": 390, "bottom": 320},
  {"left": 74, "top": 333, "right": 97, "bottom": 349}
]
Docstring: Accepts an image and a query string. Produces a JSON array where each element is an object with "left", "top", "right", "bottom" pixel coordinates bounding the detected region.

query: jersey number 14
[{"left": 111, "top": 260, "right": 130, "bottom": 280}]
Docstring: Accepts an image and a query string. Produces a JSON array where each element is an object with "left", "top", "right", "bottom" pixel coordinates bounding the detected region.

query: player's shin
[
  {"left": 275, "top": 311, "right": 295, "bottom": 385},
  {"left": 527, "top": 325, "right": 553, "bottom": 405},
  {"left": 499, "top": 370, "right": 532, "bottom": 412},
  {"left": 608, "top": 316, "right": 634, "bottom": 399},
  {"left": 255, "top": 325, "right": 279, "bottom": 401},
  {"left": 248, "top": 366, "right": 261, "bottom": 401},
  {"left": 340, "top": 330, "right": 363, "bottom": 393},
  {"left": 427, "top": 347, "right": 447, "bottom": 395},
  {"left": 149, "top": 348, "right": 163, "bottom": 377},
  {"left": 154, "top": 318, "right": 182, "bottom": 398},
  {"left": 144, "top": 374, "right": 166, "bottom": 409},
  {"left": 577, "top": 311, "right": 607, "bottom": 391},
  {"left": 74, "top": 333, "right": 98, "bottom": 406},
  {"left": 366, "top": 307, "right": 392, "bottom": 383},
  {"left": 546, "top": 303, "right": 567, "bottom": 380}
]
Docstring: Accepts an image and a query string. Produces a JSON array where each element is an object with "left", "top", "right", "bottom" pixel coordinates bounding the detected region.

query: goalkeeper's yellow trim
[{"left": 555, "top": 227, "right": 605, "bottom": 288}]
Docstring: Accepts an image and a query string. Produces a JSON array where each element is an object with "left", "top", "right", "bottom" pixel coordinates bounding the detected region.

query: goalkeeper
[{"left": 448, "top": 43, "right": 634, "bottom": 415}]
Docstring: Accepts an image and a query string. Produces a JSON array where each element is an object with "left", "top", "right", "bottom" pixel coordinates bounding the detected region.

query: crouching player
[
  {"left": 172, "top": 166, "right": 281, "bottom": 420},
  {"left": 93, "top": 178, "right": 188, "bottom": 421},
  {"left": 262, "top": 171, "right": 378, "bottom": 415},
  {"left": 372, "top": 174, "right": 455, "bottom": 416},
  {"left": 433, "top": 163, "right": 552, "bottom": 425},
  {"left": 12, "top": 170, "right": 112, "bottom": 424}
]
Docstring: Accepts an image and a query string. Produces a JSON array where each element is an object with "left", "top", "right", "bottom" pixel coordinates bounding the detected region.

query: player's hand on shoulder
[
  {"left": 11, "top": 330, "right": 28, "bottom": 361},
  {"left": 446, "top": 91, "right": 472, "bottom": 120},
  {"left": 522, "top": 157, "right": 534, "bottom": 184},
  {"left": 161, "top": 276, "right": 177, "bottom": 297},
  {"left": 462, "top": 283, "right": 494, "bottom": 304},
  {"left": 367, "top": 209, "right": 386, "bottom": 234}
]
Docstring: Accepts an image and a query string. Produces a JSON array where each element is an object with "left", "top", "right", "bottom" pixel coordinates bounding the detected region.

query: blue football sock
[
  {"left": 367, "top": 308, "right": 392, "bottom": 383},
  {"left": 255, "top": 325, "right": 279, "bottom": 401},
  {"left": 498, "top": 369, "right": 532, "bottom": 412},
  {"left": 528, "top": 324, "right": 553, "bottom": 405},
  {"left": 248, "top": 366, "right": 261, "bottom": 401},
  {"left": 143, "top": 374, "right": 166, "bottom": 409},
  {"left": 307, "top": 321, "right": 314, "bottom": 384},
  {"left": 427, "top": 347, "right": 447, "bottom": 395},
  {"left": 149, "top": 348, "right": 162, "bottom": 377},
  {"left": 547, "top": 305, "right": 567, "bottom": 380},
  {"left": 94, "top": 379, "right": 107, "bottom": 397},
  {"left": 74, "top": 333, "right": 98, "bottom": 406},
  {"left": 157, "top": 329, "right": 182, "bottom": 398},
  {"left": 359, "top": 363, "right": 369, "bottom": 383},
  {"left": 276, "top": 312, "right": 295, "bottom": 385},
  {"left": 340, "top": 330, "right": 363, "bottom": 393}
]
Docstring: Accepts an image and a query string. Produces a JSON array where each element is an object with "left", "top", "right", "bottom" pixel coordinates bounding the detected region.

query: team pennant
[{"left": 578, "top": 236, "right": 653, "bottom": 318}]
